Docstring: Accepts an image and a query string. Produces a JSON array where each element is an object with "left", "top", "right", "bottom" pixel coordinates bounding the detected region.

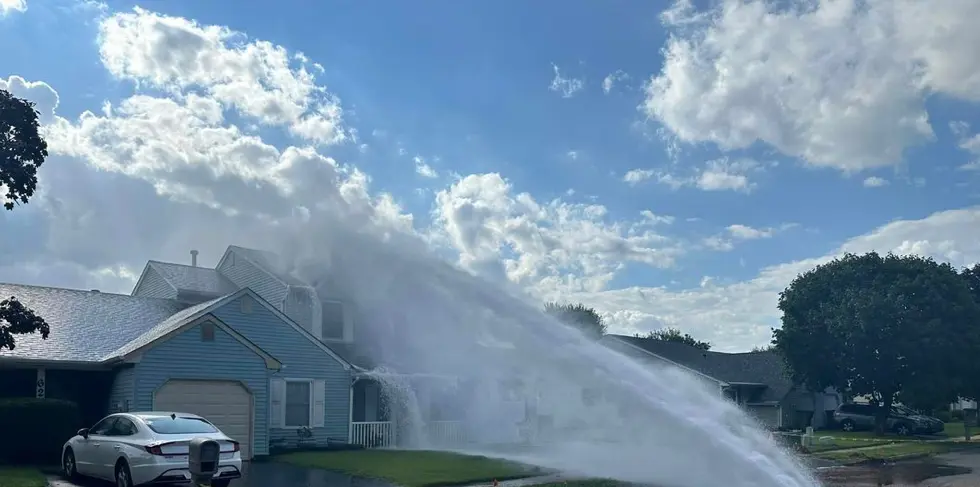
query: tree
[
  {"left": 0, "top": 89, "right": 50, "bottom": 351},
  {"left": 752, "top": 344, "right": 775, "bottom": 353},
  {"left": 0, "top": 297, "right": 49, "bottom": 351},
  {"left": 1, "top": 89, "right": 48, "bottom": 210},
  {"left": 640, "top": 327, "right": 711, "bottom": 351},
  {"left": 544, "top": 302, "right": 607, "bottom": 338},
  {"left": 773, "top": 252, "right": 980, "bottom": 435}
]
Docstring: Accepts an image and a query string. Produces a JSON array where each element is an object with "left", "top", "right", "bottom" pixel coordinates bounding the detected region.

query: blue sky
[{"left": 2, "top": 0, "right": 979, "bottom": 350}]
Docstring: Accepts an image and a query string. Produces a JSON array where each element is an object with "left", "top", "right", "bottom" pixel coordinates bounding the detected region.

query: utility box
[{"left": 188, "top": 438, "right": 221, "bottom": 485}]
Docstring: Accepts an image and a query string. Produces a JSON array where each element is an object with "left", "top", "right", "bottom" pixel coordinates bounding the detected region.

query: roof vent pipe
[{"left": 190, "top": 249, "right": 199, "bottom": 267}]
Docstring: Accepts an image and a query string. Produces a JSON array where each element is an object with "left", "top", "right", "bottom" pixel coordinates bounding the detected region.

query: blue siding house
[{"left": 0, "top": 245, "right": 366, "bottom": 460}]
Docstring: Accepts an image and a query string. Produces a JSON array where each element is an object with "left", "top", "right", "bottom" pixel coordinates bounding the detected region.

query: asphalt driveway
[{"left": 48, "top": 461, "right": 399, "bottom": 487}]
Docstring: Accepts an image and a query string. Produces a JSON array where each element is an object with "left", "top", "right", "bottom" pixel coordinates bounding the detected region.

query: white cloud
[
  {"left": 701, "top": 223, "right": 782, "bottom": 253},
  {"left": 640, "top": 211, "right": 674, "bottom": 225},
  {"left": 862, "top": 176, "right": 889, "bottom": 187},
  {"left": 726, "top": 224, "right": 774, "bottom": 240},
  {"left": 549, "top": 64, "right": 584, "bottom": 98},
  {"left": 414, "top": 156, "right": 438, "bottom": 178},
  {"left": 623, "top": 168, "right": 655, "bottom": 185},
  {"left": 625, "top": 158, "right": 759, "bottom": 192},
  {"left": 951, "top": 121, "right": 980, "bottom": 171},
  {"left": 646, "top": 0, "right": 980, "bottom": 172},
  {"left": 431, "top": 173, "right": 680, "bottom": 293},
  {"left": 0, "top": 0, "right": 26, "bottom": 15},
  {"left": 97, "top": 7, "right": 347, "bottom": 146},
  {"left": 0, "top": 76, "right": 59, "bottom": 123},
  {"left": 602, "top": 70, "right": 629, "bottom": 94}
]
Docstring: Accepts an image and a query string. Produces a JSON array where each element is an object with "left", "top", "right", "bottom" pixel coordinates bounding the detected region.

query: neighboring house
[{"left": 600, "top": 335, "right": 840, "bottom": 430}]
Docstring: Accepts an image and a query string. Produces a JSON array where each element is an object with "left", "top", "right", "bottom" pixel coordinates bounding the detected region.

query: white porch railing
[
  {"left": 425, "top": 420, "right": 466, "bottom": 446},
  {"left": 350, "top": 421, "right": 395, "bottom": 448}
]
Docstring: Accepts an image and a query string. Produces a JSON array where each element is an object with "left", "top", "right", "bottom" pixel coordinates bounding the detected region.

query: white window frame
[
  {"left": 282, "top": 378, "right": 314, "bottom": 429},
  {"left": 321, "top": 300, "right": 349, "bottom": 342}
]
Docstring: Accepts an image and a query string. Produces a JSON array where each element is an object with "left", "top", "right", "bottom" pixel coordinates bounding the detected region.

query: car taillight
[
  {"left": 145, "top": 445, "right": 165, "bottom": 455},
  {"left": 145, "top": 441, "right": 181, "bottom": 456}
]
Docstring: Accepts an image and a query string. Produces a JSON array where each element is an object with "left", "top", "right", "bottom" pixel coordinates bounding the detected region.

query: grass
[
  {"left": 812, "top": 440, "right": 980, "bottom": 465},
  {"left": 0, "top": 467, "right": 47, "bottom": 487},
  {"left": 275, "top": 449, "right": 543, "bottom": 487},
  {"left": 530, "top": 482, "right": 629, "bottom": 487}
]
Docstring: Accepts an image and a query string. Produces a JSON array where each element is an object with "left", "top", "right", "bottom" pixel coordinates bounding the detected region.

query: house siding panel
[
  {"left": 211, "top": 295, "right": 350, "bottom": 449},
  {"left": 217, "top": 252, "right": 288, "bottom": 310},
  {"left": 132, "top": 321, "right": 270, "bottom": 456},
  {"left": 108, "top": 366, "right": 136, "bottom": 413},
  {"left": 132, "top": 267, "right": 177, "bottom": 299}
]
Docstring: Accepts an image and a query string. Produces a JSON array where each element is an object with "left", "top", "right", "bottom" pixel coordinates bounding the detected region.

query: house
[
  {"left": 0, "top": 245, "right": 464, "bottom": 459},
  {"left": 600, "top": 334, "right": 841, "bottom": 430}
]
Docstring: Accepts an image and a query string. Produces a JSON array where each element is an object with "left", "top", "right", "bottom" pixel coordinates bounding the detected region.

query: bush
[
  {"left": 934, "top": 410, "right": 953, "bottom": 423},
  {"left": 952, "top": 409, "right": 965, "bottom": 421},
  {"left": 0, "top": 398, "right": 83, "bottom": 465}
]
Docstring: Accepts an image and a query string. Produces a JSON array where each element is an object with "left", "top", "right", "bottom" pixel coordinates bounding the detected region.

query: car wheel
[
  {"left": 895, "top": 423, "right": 911, "bottom": 436},
  {"left": 211, "top": 480, "right": 231, "bottom": 487},
  {"left": 62, "top": 448, "right": 79, "bottom": 480},
  {"left": 840, "top": 419, "right": 856, "bottom": 432},
  {"left": 115, "top": 460, "right": 134, "bottom": 487}
]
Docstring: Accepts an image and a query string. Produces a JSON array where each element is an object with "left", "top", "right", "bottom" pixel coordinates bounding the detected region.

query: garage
[{"left": 154, "top": 379, "right": 254, "bottom": 459}]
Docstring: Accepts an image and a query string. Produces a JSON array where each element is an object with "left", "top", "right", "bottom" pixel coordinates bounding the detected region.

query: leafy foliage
[
  {"left": 544, "top": 302, "right": 607, "bottom": 338},
  {"left": 0, "top": 398, "right": 82, "bottom": 464},
  {"left": 773, "top": 252, "right": 980, "bottom": 434},
  {"left": 0, "top": 89, "right": 48, "bottom": 210},
  {"left": 639, "top": 327, "right": 711, "bottom": 350},
  {"left": 0, "top": 296, "right": 50, "bottom": 351},
  {"left": 0, "top": 90, "right": 51, "bottom": 352}
]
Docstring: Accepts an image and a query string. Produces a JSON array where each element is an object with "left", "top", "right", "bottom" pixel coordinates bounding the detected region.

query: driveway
[{"left": 48, "top": 462, "right": 399, "bottom": 487}]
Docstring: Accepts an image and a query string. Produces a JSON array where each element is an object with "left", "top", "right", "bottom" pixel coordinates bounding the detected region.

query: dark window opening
[
  {"left": 201, "top": 322, "right": 215, "bottom": 342},
  {"left": 145, "top": 416, "right": 218, "bottom": 434},
  {"left": 322, "top": 301, "right": 346, "bottom": 340}
]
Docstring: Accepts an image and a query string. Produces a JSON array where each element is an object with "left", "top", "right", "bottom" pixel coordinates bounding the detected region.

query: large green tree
[
  {"left": 640, "top": 327, "right": 711, "bottom": 351},
  {"left": 0, "top": 89, "right": 50, "bottom": 351},
  {"left": 544, "top": 302, "right": 607, "bottom": 339},
  {"left": 773, "top": 252, "right": 980, "bottom": 435}
]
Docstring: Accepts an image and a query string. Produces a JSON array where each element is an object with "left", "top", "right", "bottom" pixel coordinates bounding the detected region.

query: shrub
[
  {"left": 952, "top": 409, "right": 965, "bottom": 421},
  {"left": 0, "top": 398, "right": 83, "bottom": 465},
  {"left": 934, "top": 410, "right": 953, "bottom": 423}
]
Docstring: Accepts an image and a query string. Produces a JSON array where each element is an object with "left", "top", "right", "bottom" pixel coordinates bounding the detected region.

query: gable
[
  {"left": 209, "top": 292, "right": 350, "bottom": 370},
  {"left": 131, "top": 264, "right": 178, "bottom": 299}
]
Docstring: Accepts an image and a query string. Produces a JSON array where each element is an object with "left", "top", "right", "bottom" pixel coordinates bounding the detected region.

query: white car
[{"left": 61, "top": 411, "right": 243, "bottom": 487}]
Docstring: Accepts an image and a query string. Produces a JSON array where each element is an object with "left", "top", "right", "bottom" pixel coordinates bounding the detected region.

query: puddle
[{"left": 816, "top": 461, "right": 971, "bottom": 486}]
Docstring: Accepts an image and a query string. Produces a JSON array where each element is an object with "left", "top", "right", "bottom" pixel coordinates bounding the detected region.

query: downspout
[{"left": 349, "top": 375, "right": 361, "bottom": 443}]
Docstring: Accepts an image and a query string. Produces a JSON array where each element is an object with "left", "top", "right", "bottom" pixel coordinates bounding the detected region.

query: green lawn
[
  {"left": 0, "top": 467, "right": 46, "bottom": 487},
  {"left": 813, "top": 441, "right": 980, "bottom": 465},
  {"left": 530, "top": 481, "right": 629, "bottom": 487},
  {"left": 275, "top": 450, "right": 544, "bottom": 487}
]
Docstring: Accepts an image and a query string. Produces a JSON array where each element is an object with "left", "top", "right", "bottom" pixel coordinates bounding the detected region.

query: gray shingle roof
[
  {"left": 228, "top": 245, "right": 309, "bottom": 286},
  {"left": 606, "top": 334, "right": 794, "bottom": 402},
  {"left": 148, "top": 261, "right": 239, "bottom": 296},
  {"left": 104, "top": 294, "right": 230, "bottom": 361},
  {"left": 0, "top": 284, "right": 187, "bottom": 363}
]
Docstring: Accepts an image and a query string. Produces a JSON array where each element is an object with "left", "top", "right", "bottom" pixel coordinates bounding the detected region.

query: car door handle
[
  {"left": 91, "top": 443, "right": 101, "bottom": 448},
  {"left": 113, "top": 445, "right": 122, "bottom": 451}
]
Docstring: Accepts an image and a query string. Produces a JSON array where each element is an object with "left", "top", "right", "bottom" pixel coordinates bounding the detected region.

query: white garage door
[{"left": 154, "top": 380, "right": 253, "bottom": 460}]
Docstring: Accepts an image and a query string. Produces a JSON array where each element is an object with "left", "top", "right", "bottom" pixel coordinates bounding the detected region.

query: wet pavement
[
  {"left": 815, "top": 461, "right": 971, "bottom": 486},
  {"left": 47, "top": 461, "right": 399, "bottom": 487}
]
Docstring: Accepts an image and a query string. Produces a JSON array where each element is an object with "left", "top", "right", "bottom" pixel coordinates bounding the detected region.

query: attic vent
[{"left": 90, "top": 289, "right": 100, "bottom": 293}]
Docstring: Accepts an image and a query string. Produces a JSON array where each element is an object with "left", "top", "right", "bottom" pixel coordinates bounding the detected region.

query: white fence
[
  {"left": 350, "top": 421, "right": 395, "bottom": 448},
  {"left": 350, "top": 420, "right": 465, "bottom": 448}
]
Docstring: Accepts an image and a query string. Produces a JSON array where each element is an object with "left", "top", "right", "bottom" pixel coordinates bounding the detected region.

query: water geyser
[{"left": 271, "top": 211, "right": 819, "bottom": 487}]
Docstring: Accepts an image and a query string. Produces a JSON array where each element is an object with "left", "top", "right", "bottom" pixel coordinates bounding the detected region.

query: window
[
  {"left": 285, "top": 381, "right": 312, "bottom": 427},
  {"left": 322, "top": 301, "right": 346, "bottom": 340},
  {"left": 201, "top": 321, "right": 215, "bottom": 342},
  {"left": 144, "top": 416, "right": 218, "bottom": 434},
  {"left": 107, "top": 417, "right": 138, "bottom": 436},
  {"left": 90, "top": 417, "right": 118, "bottom": 436}
]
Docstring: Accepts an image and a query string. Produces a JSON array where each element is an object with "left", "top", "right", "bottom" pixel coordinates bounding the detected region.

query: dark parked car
[{"left": 833, "top": 403, "right": 944, "bottom": 435}]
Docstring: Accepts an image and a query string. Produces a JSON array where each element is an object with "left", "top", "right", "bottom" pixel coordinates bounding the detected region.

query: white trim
[
  {"left": 605, "top": 336, "right": 728, "bottom": 386},
  {"left": 120, "top": 314, "right": 282, "bottom": 371},
  {"left": 282, "top": 378, "right": 315, "bottom": 429},
  {"left": 131, "top": 262, "right": 179, "bottom": 297},
  {"left": 348, "top": 376, "right": 358, "bottom": 442}
]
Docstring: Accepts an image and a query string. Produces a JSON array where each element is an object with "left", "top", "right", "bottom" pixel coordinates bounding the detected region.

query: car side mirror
[{"left": 77, "top": 428, "right": 89, "bottom": 439}]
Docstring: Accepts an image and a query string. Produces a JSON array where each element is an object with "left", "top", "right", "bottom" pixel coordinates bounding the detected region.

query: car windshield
[
  {"left": 144, "top": 416, "right": 218, "bottom": 434},
  {"left": 892, "top": 405, "right": 917, "bottom": 416}
]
